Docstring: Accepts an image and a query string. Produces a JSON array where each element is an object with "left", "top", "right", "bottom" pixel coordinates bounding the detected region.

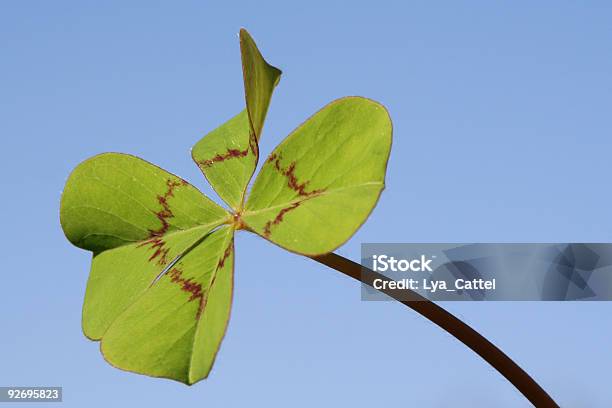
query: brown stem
[{"left": 311, "top": 252, "right": 559, "bottom": 408}]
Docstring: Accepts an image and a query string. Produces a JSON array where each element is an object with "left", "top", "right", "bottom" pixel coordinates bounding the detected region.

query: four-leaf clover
[{"left": 60, "top": 29, "right": 392, "bottom": 384}]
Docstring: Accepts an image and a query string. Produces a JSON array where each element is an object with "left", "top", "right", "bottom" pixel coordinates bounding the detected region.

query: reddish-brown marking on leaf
[
  {"left": 267, "top": 153, "right": 280, "bottom": 170},
  {"left": 248, "top": 131, "right": 258, "bottom": 156},
  {"left": 262, "top": 195, "right": 321, "bottom": 238},
  {"left": 198, "top": 132, "right": 257, "bottom": 168},
  {"left": 139, "top": 236, "right": 169, "bottom": 266},
  {"left": 268, "top": 154, "right": 325, "bottom": 197},
  {"left": 217, "top": 240, "right": 233, "bottom": 269},
  {"left": 263, "top": 202, "right": 300, "bottom": 237},
  {"left": 168, "top": 239, "right": 233, "bottom": 320},
  {"left": 199, "top": 148, "right": 249, "bottom": 168},
  {"left": 168, "top": 267, "right": 205, "bottom": 319},
  {"left": 197, "top": 239, "right": 234, "bottom": 318},
  {"left": 137, "top": 178, "right": 187, "bottom": 266},
  {"left": 261, "top": 154, "right": 328, "bottom": 237}
]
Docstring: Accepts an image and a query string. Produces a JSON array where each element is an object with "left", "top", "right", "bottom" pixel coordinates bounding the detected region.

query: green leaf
[
  {"left": 101, "top": 226, "right": 234, "bottom": 384},
  {"left": 242, "top": 97, "right": 392, "bottom": 256},
  {"left": 82, "top": 225, "right": 218, "bottom": 340},
  {"left": 239, "top": 28, "right": 282, "bottom": 141},
  {"left": 192, "top": 29, "right": 281, "bottom": 210},
  {"left": 191, "top": 111, "right": 256, "bottom": 210},
  {"left": 60, "top": 153, "right": 228, "bottom": 253}
]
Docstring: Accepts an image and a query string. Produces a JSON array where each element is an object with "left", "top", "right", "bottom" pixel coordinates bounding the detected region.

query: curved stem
[{"left": 311, "top": 252, "right": 559, "bottom": 408}]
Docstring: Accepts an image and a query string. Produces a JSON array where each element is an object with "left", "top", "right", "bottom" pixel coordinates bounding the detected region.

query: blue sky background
[{"left": 2, "top": 1, "right": 611, "bottom": 406}]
